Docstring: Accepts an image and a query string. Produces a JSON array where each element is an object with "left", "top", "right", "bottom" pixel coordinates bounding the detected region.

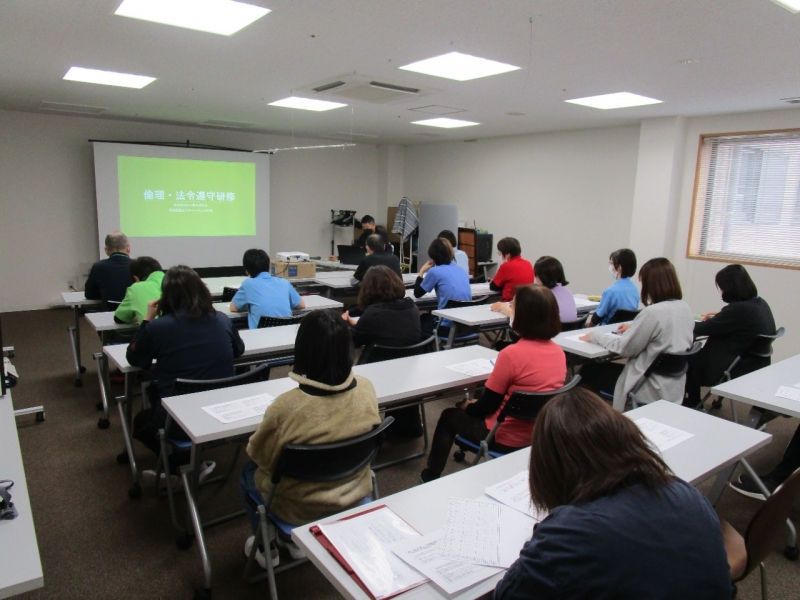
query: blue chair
[
  {"left": 454, "top": 375, "right": 582, "bottom": 465},
  {"left": 156, "top": 363, "right": 272, "bottom": 540},
  {"left": 243, "top": 417, "right": 394, "bottom": 600},
  {"left": 435, "top": 296, "right": 489, "bottom": 350}
]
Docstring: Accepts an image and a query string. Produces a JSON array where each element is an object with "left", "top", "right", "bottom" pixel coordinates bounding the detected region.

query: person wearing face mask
[
  {"left": 489, "top": 237, "right": 535, "bottom": 302},
  {"left": 683, "top": 264, "right": 775, "bottom": 409},
  {"left": 587, "top": 248, "right": 640, "bottom": 326},
  {"left": 355, "top": 215, "right": 390, "bottom": 250}
]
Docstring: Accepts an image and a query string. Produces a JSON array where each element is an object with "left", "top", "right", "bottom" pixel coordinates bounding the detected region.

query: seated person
[
  {"left": 732, "top": 423, "right": 800, "bottom": 498},
  {"left": 414, "top": 238, "right": 472, "bottom": 338},
  {"left": 579, "top": 258, "right": 694, "bottom": 411},
  {"left": 438, "top": 229, "right": 469, "bottom": 273},
  {"left": 230, "top": 249, "right": 305, "bottom": 329},
  {"left": 684, "top": 264, "right": 776, "bottom": 408},
  {"left": 84, "top": 231, "right": 132, "bottom": 310},
  {"left": 350, "top": 234, "right": 402, "bottom": 285},
  {"left": 127, "top": 265, "right": 245, "bottom": 482},
  {"left": 533, "top": 255, "right": 577, "bottom": 322},
  {"left": 494, "top": 388, "right": 732, "bottom": 600},
  {"left": 355, "top": 214, "right": 390, "bottom": 250},
  {"left": 587, "top": 248, "right": 639, "bottom": 326},
  {"left": 344, "top": 265, "right": 421, "bottom": 348},
  {"left": 240, "top": 310, "right": 381, "bottom": 568},
  {"left": 420, "top": 285, "right": 565, "bottom": 482},
  {"left": 113, "top": 256, "right": 164, "bottom": 324},
  {"left": 490, "top": 237, "right": 534, "bottom": 302}
]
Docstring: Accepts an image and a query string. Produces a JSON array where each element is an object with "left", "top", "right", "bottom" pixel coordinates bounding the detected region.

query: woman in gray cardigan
[{"left": 579, "top": 258, "right": 694, "bottom": 411}]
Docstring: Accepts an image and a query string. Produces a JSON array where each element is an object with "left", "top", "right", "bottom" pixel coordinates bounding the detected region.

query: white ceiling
[{"left": 3, "top": 0, "right": 800, "bottom": 145}]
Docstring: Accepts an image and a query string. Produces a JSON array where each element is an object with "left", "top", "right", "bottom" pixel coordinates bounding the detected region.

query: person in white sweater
[{"left": 579, "top": 257, "right": 694, "bottom": 411}]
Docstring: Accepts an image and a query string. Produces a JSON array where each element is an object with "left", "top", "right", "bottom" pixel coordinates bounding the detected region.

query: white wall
[
  {"left": 402, "top": 126, "right": 642, "bottom": 295},
  {"left": 0, "top": 109, "right": 380, "bottom": 311},
  {"left": 673, "top": 108, "right": 800, "bottom": 361}
]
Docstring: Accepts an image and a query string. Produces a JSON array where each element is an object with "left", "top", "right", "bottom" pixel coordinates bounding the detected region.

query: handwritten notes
[
  {"left": 439, "top": 498, "right": 502, "bottom": 567},
  {"left": 635, "top": 417, "right": 694, "bottom": 452},
  {"left": 445, "top": 358, "right": 495, "bottom": 377},
  {"left": 201, "top": 393, "right": 275, "bottom": 424}
]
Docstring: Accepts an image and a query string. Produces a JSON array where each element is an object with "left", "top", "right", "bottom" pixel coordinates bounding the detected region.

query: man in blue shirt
[
  {"left": 589, "top": 248, "right": 640, "bottom": 326},
  {"left": 230, "top": 249, "right": 305, "bottom": 329}
]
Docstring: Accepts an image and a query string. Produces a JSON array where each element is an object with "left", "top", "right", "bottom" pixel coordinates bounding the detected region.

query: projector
[{"left": 275, "top": 252, "right": 311, "bottom": 262}]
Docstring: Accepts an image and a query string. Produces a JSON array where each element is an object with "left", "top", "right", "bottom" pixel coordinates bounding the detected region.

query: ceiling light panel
[
  {"left": 771, "top": 0, "right": 800, "bottom": 13},
  {"left": 400, "top": 52, "right": 520, "bottom": 81},
  {"left": 115, "top": 0, "right": 271, "bottom": 36},
  {"left": 268, "top": 96, "right": 347, "bottom": 111},
  {"left": 63, "top": 67, "right": 156, "bottom": 88},
  {"left": 412, "top": 118, "right": 479, "bottom": 129},
  {"left": 565, "top": 92, "right": 662, "bottom": 110}
]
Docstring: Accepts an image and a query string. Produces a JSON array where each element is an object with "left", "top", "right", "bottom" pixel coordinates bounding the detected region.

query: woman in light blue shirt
[
  {"left": 588, "top": 248, "right": 639, "bottom": 326},
  {"left": 414, "top": 238, "right": 471, "bottom": 337}
]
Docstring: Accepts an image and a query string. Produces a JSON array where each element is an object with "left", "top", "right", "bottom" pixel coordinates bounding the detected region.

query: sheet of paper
[
  {"left": 445, "top": 358, "right": 495, "bottom": 377},
  {"left": 391, "top": 530, "right": 502, "bottom": 595},
  {"left": 635, "top": 417, "right": 694, "bottom": 452},
  {"left": 484, "top": 471, "right": 547, "bottom": 521},
  {"left": 793, "top": 382, "right": 800, "bottom": 389},
  {"left": 439, "top": 498, "right": 502, "bottom": 567},
  {"left": 776, "top": 386, "right": 800, "bottom": 401},
  {"left": 573, "top": 298, "right": 599, "bottom": 308},
  {"left": 3, "top": 358, "right": 18, "bottom": 378},
  {"left": 200, "top": 392, "right": 275, "bottom": 424},
  {"left": 319, "top": 506, "right": 427, "bottom": 600},
  {"left": 564, "top": 333, "right": 593, "bottom": 343}
]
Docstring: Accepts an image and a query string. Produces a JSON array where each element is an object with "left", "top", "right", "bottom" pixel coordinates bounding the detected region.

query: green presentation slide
[{"left": 118, "top": 156, "right": 256, "bottom": 237}]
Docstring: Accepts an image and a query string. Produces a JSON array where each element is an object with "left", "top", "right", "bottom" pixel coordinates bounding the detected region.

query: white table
[
  {"left": 552, "top": 323, "right": 622, "bottom": 359},
  {"left": 292, "top": 399, "right": 770, "bottom": 600},
  {"left": 203, "top": 275, "right": 324, "bottom": 296},
  {"left": 161, "top": 345, "right": 498, "bottom": 594},
  {"left": 0, "top": 390, "right": 44, "bottom": 598},
  {"left": 406, "top": 283, "right": 498, "bottom": 310},
  {"left": 711, "top": 354, "right": 800, "bottom": 420},
  {"left": 61, "top": 291, "right": 101, "bottom": 388},
  {"left": 314, "top": 272, "right": 419, "bottom": 297}
]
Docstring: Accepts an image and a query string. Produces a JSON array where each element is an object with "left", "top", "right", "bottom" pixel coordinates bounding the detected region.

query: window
[{"left": 688, "top": 130, "right": 800, "bottom": 269}]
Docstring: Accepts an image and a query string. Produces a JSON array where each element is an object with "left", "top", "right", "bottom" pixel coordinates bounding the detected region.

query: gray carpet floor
[{"left": 4, "top": 307, "right": 800, "bottom": 600}]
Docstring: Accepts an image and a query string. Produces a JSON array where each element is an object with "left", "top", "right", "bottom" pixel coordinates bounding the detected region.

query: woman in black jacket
[{"left": 684, "top": 264, "right": 775, "bottom": 408}]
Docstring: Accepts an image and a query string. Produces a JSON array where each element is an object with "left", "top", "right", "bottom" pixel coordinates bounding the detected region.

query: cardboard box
[{"left": 270, "top": 260, "right": 316, "bottom": 280}]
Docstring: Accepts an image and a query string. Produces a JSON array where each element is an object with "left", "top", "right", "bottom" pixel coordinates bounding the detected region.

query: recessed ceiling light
[
  {"left": 400, "top": 52, "right": 520, "bottom": 82},
  {"left": 115, "top": 0, "right": 270, "bottom": 36},
  {"left": 268, "top": 96, "right": 347, "bottom": 111},
  {"left": 565, "top": 92, "right": 662, "bottom": 110},
  {"left": 411, "top": 118, "right": 479, "bottom": 129},
  {"left": 63, "top": 67, "right": 156, "bottom": 89},
  {"left": 770, "top": 0, "right": 800, "bottom": 13}
]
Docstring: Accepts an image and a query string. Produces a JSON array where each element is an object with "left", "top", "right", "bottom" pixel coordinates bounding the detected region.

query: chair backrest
[
  {"left": 643, "top": 341, "right": 703, "bottom": 379},
  {"left": 496, "top": 375, "right": 582, "bottom": 424},
  {"left": 560, "top": 316, "right": 587, "bottom": 332},
  {"left": 257, "top": 314, "right": 304, "bottom": 329},
  {"left": 272, "top": 417, "right": 394, "bottom": 485},
  {"left": 739, "top": 467, "right": 800, "bottom": 581},
  {"left": 172, "top": 363, "right": 271, "bottom": 396},
  {"left": 745, "top": 326, "right": 785, "bottom": 359},
  {"left": 609, "top": 308, "right": 641, "bottom": 324},
  {"left": 358, "top": 335, "right": 436, "bottom": 365},
  {"left": 222, "top": 286, "right": 238, "bottom": 302},
  {"left": 444, "top": 295, "right": 489, "bottom": 309}
]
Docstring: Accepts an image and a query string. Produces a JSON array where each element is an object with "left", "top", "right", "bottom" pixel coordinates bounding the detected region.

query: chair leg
[
  {"left": 471, "top": 441, "right": 487, "bottom": 466},
  {"left": 159, "top": 428, "right": 185, "bottom": 535},
  {"left": 759, "top": 562, "right": 767, "bottom": 600}
]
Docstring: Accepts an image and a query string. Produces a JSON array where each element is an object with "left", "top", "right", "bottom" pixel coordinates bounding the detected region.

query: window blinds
[{"left": 688, "top": 130, "right": 800, "bottom": 268}]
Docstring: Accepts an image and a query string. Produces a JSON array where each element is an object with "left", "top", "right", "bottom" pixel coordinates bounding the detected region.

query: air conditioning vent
[
  {"left": 369, "top": 81, "right": 420, "bottom": 95},
  {"left": 202, "top": 119, "right": 260, "bottom": 129},
  {"left": 39, "top": 101, "right": 106, "bottom": 114},
  {"left": 313, "top": 80, "right": 347, "bottom": 93}
]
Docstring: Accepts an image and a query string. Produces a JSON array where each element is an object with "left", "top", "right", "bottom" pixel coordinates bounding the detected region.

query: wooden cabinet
[{"left": 458, "top": 227, "right": 477, "bottom": 277}]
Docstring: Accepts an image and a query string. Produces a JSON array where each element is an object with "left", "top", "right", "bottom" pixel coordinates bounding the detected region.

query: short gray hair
[{"left": 105, "top": 231, "right": 129, "bottom": 252}]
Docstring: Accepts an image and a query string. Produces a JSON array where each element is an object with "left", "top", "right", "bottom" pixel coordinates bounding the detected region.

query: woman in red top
[
  {"left": 421, "top": 285, "right": 566, "bottom": 482},
  {"left": 490, "top": 237, "right": 535, "bottom": 302}
]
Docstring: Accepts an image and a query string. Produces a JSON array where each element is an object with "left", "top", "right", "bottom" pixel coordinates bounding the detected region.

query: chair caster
[
  {"left": 784, "top": 545, "right": 799, "bottom": 561},
  {"left": 80, "top": 365, "right": 87, "bottom": 373},
  {"left": 177, "top": 534, "right": 194, "bottom": 550},
  {"left": 74, "top": 378, "right": 83, "bottom": 388},
  {"left": 194, "top": 587, "right": 211, "bottom": 600},
  {"left": 711, "top": 398, "right": 723, "bottom": 410},
  {"left": 128, "top": 484, "right": 141, "bottom": 499},
  {"left": 35, "top": 411, "right": 45, "bottom": 422},
  {"left": 453, "top": 450, "right": 466, "bottom": 463},
  {"left": 96, "top": 401, "right": 104, "bottom": 411},
  {"left": 98, "top": 418, "right": 110, "bottom": 430}
]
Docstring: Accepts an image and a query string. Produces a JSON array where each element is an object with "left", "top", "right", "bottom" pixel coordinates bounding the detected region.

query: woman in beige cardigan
[{"left": 240, "top": 310, "right": 381, "bottom": 569}]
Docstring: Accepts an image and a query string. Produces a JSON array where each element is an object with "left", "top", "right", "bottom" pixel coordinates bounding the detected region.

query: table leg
[
  {"left": 116, "top": 372, "right": 140, "bottom": 498},
  {"left": 69, "top": 305, "right": 85, "bottom": 387},
  {"left": 180, "top": 464, "right": 213, "bottom": 597},
  {"left": 94, "top": 353, "right": 111, "bottom": 428},
  {"left": 705, "top": 463, "right": 737, "bottom": 506},
  {"left": 445, "top": 323, "right": 458, "bottom": 350}
]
